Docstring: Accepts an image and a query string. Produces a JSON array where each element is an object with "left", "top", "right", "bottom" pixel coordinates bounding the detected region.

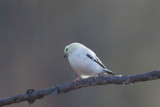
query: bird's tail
[{"left": 104, "top": 69, "right": 119, "bottom": 76}]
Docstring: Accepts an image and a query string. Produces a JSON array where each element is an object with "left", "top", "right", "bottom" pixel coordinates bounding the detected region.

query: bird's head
[{"left": 64, "top": 42, "right": 84, "bottom": 58}]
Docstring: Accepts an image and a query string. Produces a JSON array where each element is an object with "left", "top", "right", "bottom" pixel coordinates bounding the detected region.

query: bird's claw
[
  {"left": 94, "top": 75, "right": 98, "bottom": 79},
  {"left": 74, "top": 77, "right": 80, "bottom": 83}
]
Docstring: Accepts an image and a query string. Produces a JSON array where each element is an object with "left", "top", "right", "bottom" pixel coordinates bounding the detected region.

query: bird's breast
[{"left": 68, "top": 52, "right": 103, "bottom": 76}]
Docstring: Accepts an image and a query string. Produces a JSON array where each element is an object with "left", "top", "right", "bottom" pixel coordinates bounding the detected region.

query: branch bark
[{"left": 0, "top": 70, "right": 160, "bottom": 106}]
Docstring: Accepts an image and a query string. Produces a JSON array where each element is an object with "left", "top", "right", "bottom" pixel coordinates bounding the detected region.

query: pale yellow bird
[{"left": 64, "top": 42, "right": 118, "bottom": 81}]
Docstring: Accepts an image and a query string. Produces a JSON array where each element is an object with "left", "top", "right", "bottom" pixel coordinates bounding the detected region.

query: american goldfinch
[{"left": 64, "top": 42, "right": 118, "bottom": 81}]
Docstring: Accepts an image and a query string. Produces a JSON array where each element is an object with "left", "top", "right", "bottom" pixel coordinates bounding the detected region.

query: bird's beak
[{"left": 64, "top": 54, "right": 67, "bottom": 58}]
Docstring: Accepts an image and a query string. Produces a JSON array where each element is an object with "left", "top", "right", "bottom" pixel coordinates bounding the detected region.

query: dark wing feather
[
  {"left": 86, "top": 54, "right": 106, "bottom": 69},
  {"left": 86, "top": 53, "right": 119, "bottom": 75}
]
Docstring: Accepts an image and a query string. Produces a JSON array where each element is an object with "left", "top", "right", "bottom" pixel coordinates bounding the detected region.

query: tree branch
[{"left": 0, "top": 70, "right": 160, "bottom": 106}]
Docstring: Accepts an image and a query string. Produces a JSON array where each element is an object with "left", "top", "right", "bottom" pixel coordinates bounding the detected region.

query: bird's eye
[{"left": 66, "top": 48, "right": 68, "bottom": 51}]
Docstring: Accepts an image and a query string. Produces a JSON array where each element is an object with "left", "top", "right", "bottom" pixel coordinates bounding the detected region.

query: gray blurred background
[{"left": 0, "top": 0, "right": 160, "bottom": 107}]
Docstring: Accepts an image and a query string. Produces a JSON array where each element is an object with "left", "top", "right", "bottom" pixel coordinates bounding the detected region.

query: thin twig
[{"left": 0, "top": 70, "right": 160, "bottom": 106}]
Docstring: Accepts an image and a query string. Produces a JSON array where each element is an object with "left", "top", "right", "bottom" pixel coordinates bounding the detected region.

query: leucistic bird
[{"left": 64, "top": 42, "right": 118, "bottom": 81}]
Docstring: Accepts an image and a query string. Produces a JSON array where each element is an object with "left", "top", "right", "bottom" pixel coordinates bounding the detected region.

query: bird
[{"left": 64, "top": 42, "right": 118, "bottom": 81}]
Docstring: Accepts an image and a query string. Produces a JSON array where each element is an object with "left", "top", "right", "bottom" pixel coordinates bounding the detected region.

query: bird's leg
[
  {"left": 90, "top": 75, "right": 99, "bottom": 82},
  {"left": 74, "top": 77, "right": 80, "bottom": 83},
  {"left": 94, "top": 75, "right": 98, "bottom": 79}
]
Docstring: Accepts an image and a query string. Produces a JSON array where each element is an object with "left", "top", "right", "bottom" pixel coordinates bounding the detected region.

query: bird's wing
[{"left": 86, "top": 53, "right": 106, "bottom": 69}]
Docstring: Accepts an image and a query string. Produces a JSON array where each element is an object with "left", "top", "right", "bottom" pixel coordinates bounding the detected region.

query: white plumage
[{"left": 64, "top": 42, "right": 118, "bottom": 79}]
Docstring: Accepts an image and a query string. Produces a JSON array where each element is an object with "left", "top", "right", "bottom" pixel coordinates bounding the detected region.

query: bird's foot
[
  {"left": 74, "top": 77, "right": 80, "bottom": 83},
  {"left": 94, "top": 75, "right": 98, "bottom": 79}
]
